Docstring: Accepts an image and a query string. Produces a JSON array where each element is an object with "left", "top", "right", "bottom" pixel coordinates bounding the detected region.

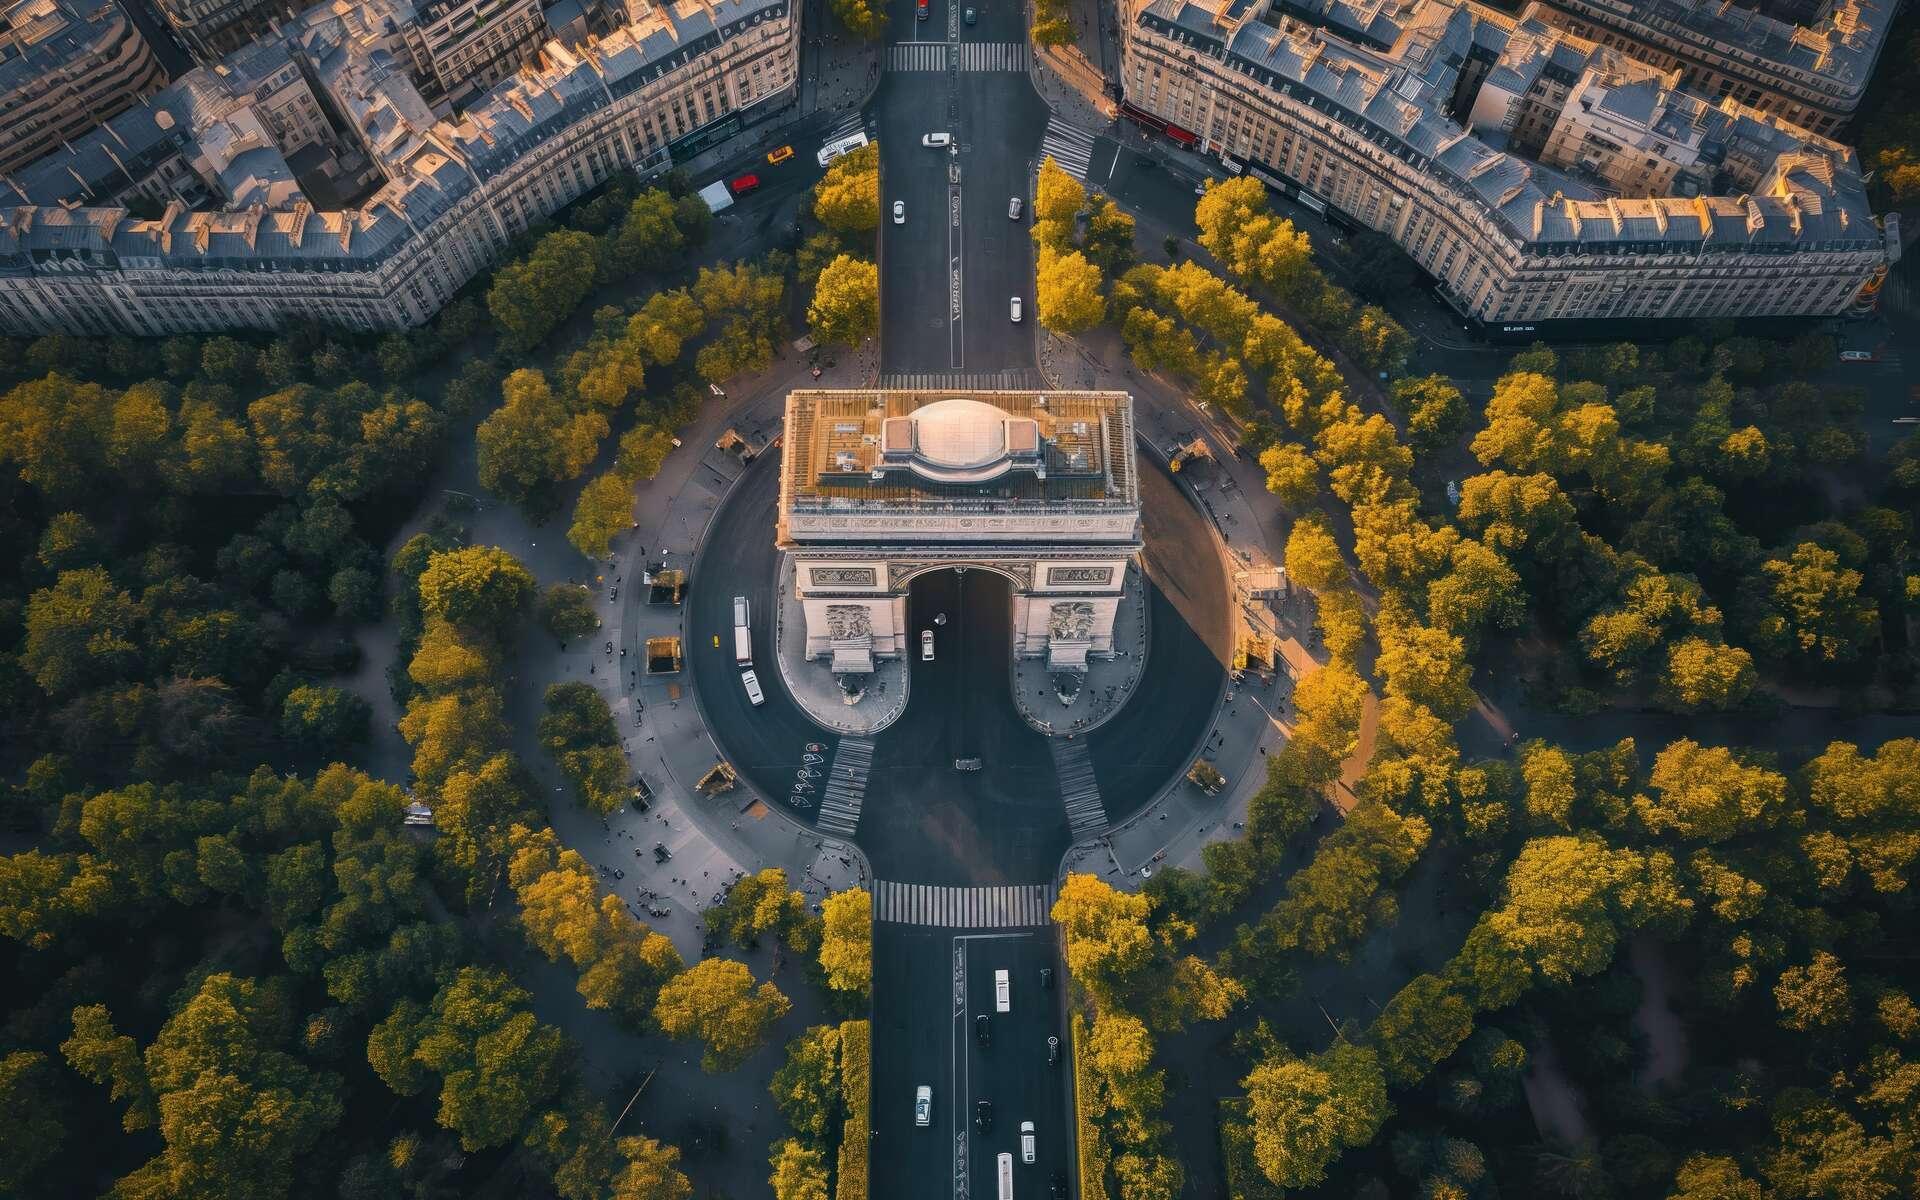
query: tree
[
  {"left": 1428, "top": 539, "right": 1525, "bottom": 637},
  {"left": 1640, "top": 740, "right": 1786, "bottom": 842},
  {"left": 827, "top": 0, "right": 886, "bottom": 37},
  {"left": 653, "top": 958, "right": 791, "bottom": 1071},
  {"left": 705, "top": 867, "right": 812, "bottom": 949},
  {"left": 1774, "top": 951, "right": 1852, "bottom": 1032},
  {"left": 769, "top": 1024, "right": 841, "bottom": 1139},
  {"left": 817, "top": 887, "right": 873, "bottom": 998},
  {"left": 417, "top": 545, "right": 535, "bottom": 635},
  {"left": 1657, "top": 637, "right": 1756, "bottom": 712},
  {"left": 1376, "top": 619, "right": 1475, "bottom": 718},
  {"left": 370, "top": 967, "right": 569, "bottom": 1151},
  {"left": 612, "top": 1136, "right": 694, "bottom": 1200},
  {"left": 1285, "top": 513, "right": 1351, "bottom": 595},
  {"left": 280, "top": 684, "right": 370, "bottom": 752},
  {"left": 489, "top": 230, "right": 601, "bottom": 350},
  {"left": 768, "top": 1138, "right": 830, "bottom": 1200},
  {"left": 627, "top": 289, "right": 706, "bottom": 365},
  {"left": 568, "top": 471, "right": 635, "bottom": 560},
  {"left": 62, "top": 1005, "right": 156, "bottom": 1130},
  {"left": 1369, "top": 974, "right": 1474, "bottom": 1086},
  {"left": 1668, "top": 1155, "right": 1763, "bottom": 1200},
  {"left": 1259, "top": 442, "right": 1319, "bottom": 506},
  {"left": 0, "top": 373, "right": 115, "bottom": 499},
  {"left": 1083, "top": 194, "right": 1137, "bottom": 275},
  {"left": 1242, "top": 1043, "right": 1390, "bottom": 1190},
  {"left": 1746, "top": 542, "right": 1880, "bottom": 661},
  {"left": 1052, "top": 873, "right": 1155, "bottom": 1007},
  {"left": 476, "top": 369, "right": 608, "bottom": 506},
  {"left": 1036, "top": 246, "right": 1107, "bottom": 333},
  {"left": 538, "top": 683, "right": 625, "bottom": 814},
  {"left": 1035, "top": 156, "right": 1087, "bottom": 229},
  {"left": 1392, "top": 375, "right": 1466, "bottom": 453},
  {"left": 22, "top": 566, "right": 140, "bottom": 698},
  {"left": 539, "top": 583, "right": 601, "bottom": 639},
  {"left": 609, "top": 189, "right": 687, "bottom": 275},
  {"left": 1031, "top": 0, "right": 1073, "bottom": 45},
  {"left": 813, "top": 143, "right": 880, "bottom": 232},
  {"left": 808, "top": 254, "right": 880, "bottom": 347},
  {"left": 1193, "top": 178, "right": 1317, "bottom": 304},
  {"left": 0, "top": 1051, "right": 67, "bottom": 1195}
]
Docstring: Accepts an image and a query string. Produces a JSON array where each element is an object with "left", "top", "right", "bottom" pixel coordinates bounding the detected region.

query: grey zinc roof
[{"left": 0, "top": 0, "right": 132, "bottom": 95}]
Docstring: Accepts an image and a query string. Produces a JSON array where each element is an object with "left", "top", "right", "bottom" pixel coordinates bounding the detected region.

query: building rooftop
[
  {"left": 781, "top": 390, "right": 1138, "bottom": 509},
  {"left": 0, "top": 0, "right": 135, "bottom": 95},
  {"left": 1139, "top": 0, "right": 1882, "bottom": 253}
]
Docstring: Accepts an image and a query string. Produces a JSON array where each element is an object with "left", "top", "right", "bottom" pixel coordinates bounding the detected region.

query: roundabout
[{"left": 687, "top": 413, "right": 1231, "bottom": 888}]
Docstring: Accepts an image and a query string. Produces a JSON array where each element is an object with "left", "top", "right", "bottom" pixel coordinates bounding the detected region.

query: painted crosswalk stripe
[
  {"left": 872, "top": 880, "right": 1058, "bottom": 927},
  {"left": 1037, "top": 116, "right": 1097, "bottom": 182},
  {"left": 887, "top": 41, "right": 1027, "bottom": 71},
  {"left": 815, "top": 736, "right": 873, "bottom": 837},
  {"left": 1050, "top": 738, "right": 1109, "bottom": 843},
  {"left": 877, "top": 369, "right": 1046, "bottom": 390}
]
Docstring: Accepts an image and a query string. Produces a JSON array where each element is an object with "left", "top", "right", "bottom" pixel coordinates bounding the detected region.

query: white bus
[
  {"left": 817, "top": 130, "right": 870, "bottom": 167},
  {"left": 994, "top": 969, "right": 1010, "bottom": 1013},
  {"left": 732, "top": 596, "right": 752, "bottom": 666},
  {"left": 997, "top": 1152, "right": 1015, "bottom": 1200}
]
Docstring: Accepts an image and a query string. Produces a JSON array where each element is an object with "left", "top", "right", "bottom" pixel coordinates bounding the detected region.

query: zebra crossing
[
  {"left": 815, "top": 736, "right": 874, "bottom": 837},
  {"left": 1038, "top": 117, "right": 1098, "bottom": 181},
  {"left": 878, "top": 369, "right": 1046, "bottom": 390},
  {"left": 873, "top": 879, "right": 1057, "bottom": 928},
  {"left": 1050, "top": 738, "right": 1109, "bottom": 842},
  {"left": 886, "top": 41, "right": 1029, "bottom": 72}
]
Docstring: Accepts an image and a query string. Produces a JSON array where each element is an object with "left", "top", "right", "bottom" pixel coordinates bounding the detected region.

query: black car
[
  {"left": 1051, "top": 1168, "right": 1069, "bottom": 1198},
  {"left": 1040, "top": 967, "right": 1053, "bottom": 990},
  {"left": 975, "top": 1014, "right": 991, "bottom": 1045},
  {"left": 975, "top": 1100, "right": 993, "bottom": 1133}
]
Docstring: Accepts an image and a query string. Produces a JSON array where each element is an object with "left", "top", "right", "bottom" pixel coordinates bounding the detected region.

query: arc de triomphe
[{"left": 777, "top": 389, "right": 1141, "bottom": 672}]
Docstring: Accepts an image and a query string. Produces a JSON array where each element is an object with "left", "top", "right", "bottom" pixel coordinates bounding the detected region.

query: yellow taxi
[{"left": 767, "top": 145, "right": 794, "bottom": 164}]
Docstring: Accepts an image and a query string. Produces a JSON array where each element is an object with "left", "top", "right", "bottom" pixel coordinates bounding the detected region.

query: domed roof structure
[{"left": 910, "top": 398, "right": 1010, "bottom": 467}]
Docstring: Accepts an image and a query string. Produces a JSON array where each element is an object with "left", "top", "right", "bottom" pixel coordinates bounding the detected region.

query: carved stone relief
[
  {"left": 810, "top": 566, "right": 878, "bottom": 587},
  {"left": 1048, "top": 601, "right": 1095, "bottom": 639},
  {"left": 1046, "top": 565, "right": 1114, "bottom": 586},
  {"left": 825, "top": 605, "right": 873, "bottom": 639}
]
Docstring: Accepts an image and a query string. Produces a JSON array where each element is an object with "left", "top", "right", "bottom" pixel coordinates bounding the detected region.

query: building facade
[
  {"left": 152, "top": 0, "right": 306, "bottom": 64},
  {"left": 779, "top": 391, "right": 1141, "bottom": 674},
  {"left": 1523, "top": 0, "right": 1896, "bottom": 135},
  {"left": 0, "top": 0, "right": 168, "bottom": 176},
  {"left": 1121, "top": 0, "right": 1894, "bottom": 332},
  {"left": 0, "top": 0, "right": 797, "bottom": 335}
]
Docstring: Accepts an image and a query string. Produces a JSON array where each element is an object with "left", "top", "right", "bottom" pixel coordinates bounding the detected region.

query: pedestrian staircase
[
  {"left": 816, "top": 736, "right": 874, "bottom": 837},
  {"left": 1038, "top": 117, "right": 1098, "bottom": 181},
  {"left": 1049, "top": 738, "right": 1109, "bottom": 842},
  {"left": 872, "top": 880, "right": 1057, "bottom": 927}
]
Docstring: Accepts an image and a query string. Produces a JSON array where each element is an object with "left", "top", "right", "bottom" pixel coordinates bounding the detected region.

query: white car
[
  {"left": 921, "top": 629, "right": 935, "bottom": 661},
  {"left": 1008, "top": 196, "right": 1023, "bottom": 219},
  {"left": 922, "top": 132, "right": 951, "bottom": 147},
  {"left": 915, "top": 1085, "right": 932, "bottom": 1127},
  {"left": 740, "top": 669, "right": 765, "bottom": 707},
  {"left": 892, "top": 200, "right": 906, "bottom": 224},
  {"left": 1010, "top": 296, "right": 1022, "bottom": 323},
  {"left": 1020, "top": 1121, "right": 1036, "bottom": 1164}
]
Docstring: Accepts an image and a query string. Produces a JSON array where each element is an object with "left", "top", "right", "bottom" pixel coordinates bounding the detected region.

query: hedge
[
  {"left": 835, "top": 1019, "right": 870, "bottom": 1200},
  {"left": 1071, "top": 1012, "right": 1110, "bottom": 1200}
]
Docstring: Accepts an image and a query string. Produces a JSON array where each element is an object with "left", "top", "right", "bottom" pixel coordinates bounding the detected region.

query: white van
[
  {"left": 740, "top": 669, "right": 765, "bottom": 707},
  {"left": 1020, "top": 1120, "right": 1035, "bottom": 1164},
  {"left": 994, "top": 968, "right": 1010, "bottom": 1013},
  {"left": 997, "top": 1152, "right": 1015, "bottom": 1200}
]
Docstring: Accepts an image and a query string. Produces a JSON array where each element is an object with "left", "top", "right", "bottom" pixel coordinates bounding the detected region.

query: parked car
[
  {"left": 921, "top": 629, "right": 935, "bottom": 660},
  {"left": 916, "top": 0, "right": 927, "bottom": 17},
  {"left": 963, "top": 5, "right": 976, "bottom": 21},
  {"left": 740, "top": 669, "right": 765, "bottom": 706},
  {"left": 1010, "top": 296, "right": 1022, "bottom": 322},
  {"left": 915, "top": 1085, "right": 932, "bottom": 1127},
  {"left": 975, "top": 1013, "right": 991, "bottom": 1045},
  {"left": 975, "top": 1100, "right": 993, "bottom": 1133},
  {"left": 729, "top": 174, "right": 760, "bottom": 195},
  {"left": 766, "top": 145, "right": 793, "bottom": 164},
  {"left": 1008, "top": 196, "right": 1023, "bottom": 219},
  {"left": 922, "top": 132, "right": 952, "bottom": 147},
  {"left": 1021, "top": 1121, "right": 1036, "bottom": 1163},
  {"left": 893, "top": 200, "right": 906, "bottom": 224}
]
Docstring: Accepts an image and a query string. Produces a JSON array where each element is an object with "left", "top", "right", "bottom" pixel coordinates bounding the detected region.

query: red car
[
  {"left": 729, "top": 174, "right": 760, "bottom": 195},
  {"left": 916, "top": 0, "right": 928, "bottom": 18}
]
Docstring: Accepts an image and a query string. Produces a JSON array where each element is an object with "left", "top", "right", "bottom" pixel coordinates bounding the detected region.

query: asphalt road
[
  {"left": 873, "top": 924, "right": 1071, "bottom": 1200},
  {"left": 876, "top": 0, "right": 1047, "bottom": 373}
]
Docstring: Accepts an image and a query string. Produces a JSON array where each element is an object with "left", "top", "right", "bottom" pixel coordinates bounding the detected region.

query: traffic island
[{"left": 772, "top": 554, "right": 910, "bottom": 735}]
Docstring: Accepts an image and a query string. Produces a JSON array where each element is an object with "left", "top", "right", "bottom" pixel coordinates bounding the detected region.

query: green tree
[
  {"left": 609, "top": 189, "right": 687, "bottom": 275},
  {"left": 568, "top": 470, "right": 635, "bottom": 560},
  {"left": 808, "top": 254, "right": 880, "bottom": 347},
  {"left": 0, "top": 1051, "right": 68, "bottom": 1195},
  {"left": 0, "top": 373, "right": 115, "bottom": 499},
  {"left": 1393, "top": 375, "right": 1466, "bottom": 453},
  {"left": 538, "top": 683, "right": 625, "bottom": 814},
  {"left": 280, "top": 684, "right": 371, "bottom": 752},
  {"left": 769, "top": 1138, "right": 830, "bottom": 1200},
  {"left": 489, "top": 230, "right": 601, "bottom": 350},
  {"left": 1083, "top": 194, "right": 1137, "bottom": 275},
  {"left": 654, "top": 958, "right": 792, "bottom": 1072},
  {"left": 476, "top": 369, "right": 608, "bottom": 506},
  {"left": 62, "top": 1005, "right": 157, "bottom": 1130},
  {"left": 612, "top": 1136, "right": 695, "bottom": 1200},
  {"left": 1745, "top": 542, "right": 1880, "bottom": 661},
  {"left": 1243, "top": 1043, "right": 1390, "bottom": 1190},
  {"left": 706, "top": 866, "right": 813, "bottom": 949},
  {"left": 769, "top": 1024, "right": 841, "bottom": 1139},
  {"left": 1667, "top": 1154, "right": 1763, "bottom": 1200},
  {"left": 1370, "top": 974, "right": 1475, "bottom": 1086},
  {"left": 539, "top": 583, "right": 601, "bottom": 639},
  {"left": 1259, "top": 442, "right": 1319, "bottom": 506},
  {"left": 417, "top": 545, "right": 535, "bottom": 636},
  {"left": 1031, "top": 0, "right": 1073, "bottom": 45},
  {"left": 22, "top": 566, "right": 140, "bottom": 698}
]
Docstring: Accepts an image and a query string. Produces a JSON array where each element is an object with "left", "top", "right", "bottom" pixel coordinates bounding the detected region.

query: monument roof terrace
[{"left": 781, "top": 389, "right": 1139, "bottom": 512}]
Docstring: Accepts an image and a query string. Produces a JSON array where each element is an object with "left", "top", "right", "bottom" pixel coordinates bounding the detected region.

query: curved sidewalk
[{"left": 772, "top": 553, "right": 912, "bottom": 736}]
